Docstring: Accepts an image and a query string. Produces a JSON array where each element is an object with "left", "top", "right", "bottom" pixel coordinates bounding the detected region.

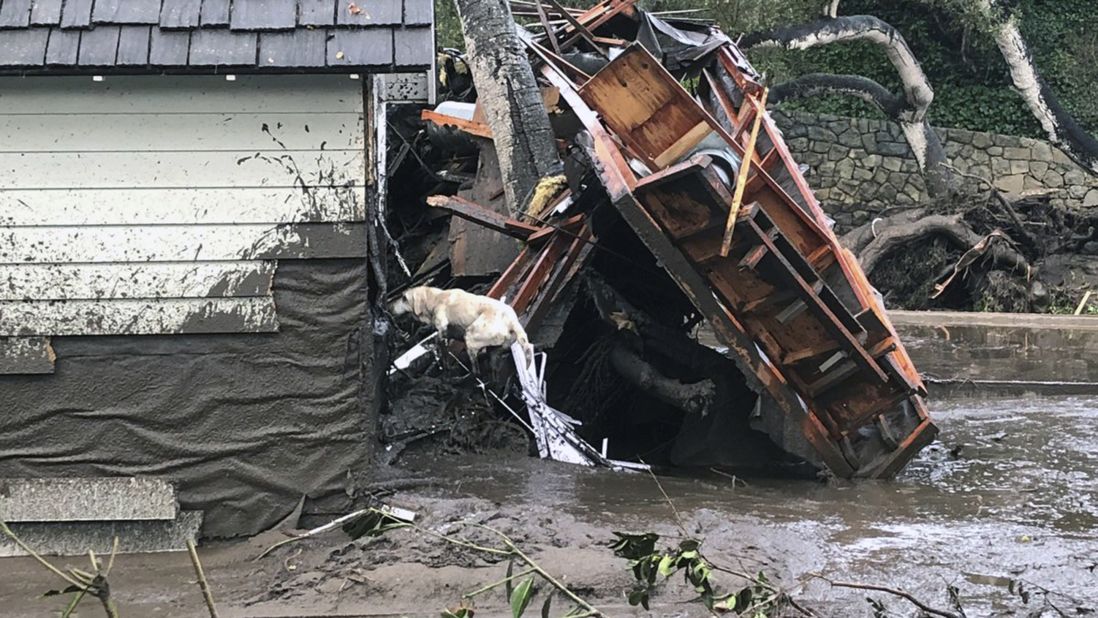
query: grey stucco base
[
  {"left": 0, "top": 259, "right": 374, "bottom": 538},
  {"left": 0, "top": 512, "right": 203, "bottom": 557},
  {"left": 0, "top": 477, "right": 177, "bottom": 522}
]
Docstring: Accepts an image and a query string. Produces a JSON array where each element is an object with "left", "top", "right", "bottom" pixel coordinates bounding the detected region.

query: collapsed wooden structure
[{"left": 423, "top": 0, "right": 936, "bottom": 478}]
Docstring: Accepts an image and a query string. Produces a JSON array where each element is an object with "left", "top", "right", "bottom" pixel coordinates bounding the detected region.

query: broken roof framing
[{"left": 424, "top": 0, "right": 936, "bottom": 478}]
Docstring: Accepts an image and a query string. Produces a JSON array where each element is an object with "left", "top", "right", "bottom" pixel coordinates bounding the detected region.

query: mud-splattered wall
[
  {"left": 0, "top": 75, "right": 375, "bottom": 537},
  {"left": 773, "top": 109, "right": 1098, "bottom": 231},
  {"left": 0, "top": 75, "right": 368, "bottom": 370}
]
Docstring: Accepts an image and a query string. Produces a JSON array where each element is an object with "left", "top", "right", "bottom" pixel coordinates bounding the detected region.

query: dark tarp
[
  {"left": 636, "top": 13, "right": 730, "bottom": 74},
  {"left": 0, "top": 259, "right": 373, "bottom": 538}
]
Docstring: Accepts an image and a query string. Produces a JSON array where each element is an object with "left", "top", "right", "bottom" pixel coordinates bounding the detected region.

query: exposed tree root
[{"left": 854, "top": 212, "right": 1029, "bottom": 276}]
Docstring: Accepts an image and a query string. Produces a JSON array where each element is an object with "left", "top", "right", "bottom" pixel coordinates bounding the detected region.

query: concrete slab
[
  {"left": 0, "top": 477, "right": 177, "bottom": 522},
  {"left": 888, "top": 310, "right": 1098, "bottom": 330},
  {"left": 0, "top": 511, "right": 202, "bottom": 557}
]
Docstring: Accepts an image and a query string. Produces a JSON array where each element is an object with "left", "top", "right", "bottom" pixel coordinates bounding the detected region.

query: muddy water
[{"left": 406, "top": 394, "right": 1098, "bottom": 614}]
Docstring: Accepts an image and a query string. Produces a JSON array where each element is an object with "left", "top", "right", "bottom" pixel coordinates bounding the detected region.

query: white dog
[{"left": 390, "top": 286, "right": 534, "bottom": 367}]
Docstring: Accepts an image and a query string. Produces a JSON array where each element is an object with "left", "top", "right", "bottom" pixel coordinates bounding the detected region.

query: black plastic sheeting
[
  {"left": 0, "top": 259, "right": 373, "bottom": 538},
  {"left": 636, "top": 13, "right": 730, "bottom": 75}
]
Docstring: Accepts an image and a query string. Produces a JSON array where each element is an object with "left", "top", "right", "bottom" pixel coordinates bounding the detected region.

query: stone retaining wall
[{"left": 772, "top": 109, "right": 1098, "bottom": 230}]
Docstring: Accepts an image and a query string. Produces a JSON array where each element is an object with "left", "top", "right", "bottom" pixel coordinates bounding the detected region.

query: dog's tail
[{"left": 509, "top": 318, "right": 535, "bottom": 368}]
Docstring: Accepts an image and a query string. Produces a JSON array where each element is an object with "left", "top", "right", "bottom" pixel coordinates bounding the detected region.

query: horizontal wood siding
[
  {"left": 0, "top": 298, "right": 279, "bottom": 336},
  {"left": 0, "top": 262, "right": 275, "bottom": 300},
  {"left": 0, "top": 75, "right": 367, "bottom": 372},
  {"left": 0, "top": 223, "right": 366, "bottom": 263},
  {"left": 0, "top": 113, "right": 362, "bottom": 152},
  {"left": 0, "top": 150, "right": 365, "bottom": 189},
  {"left": 0, "top": 187, "right": 366, "bottom": 226}
]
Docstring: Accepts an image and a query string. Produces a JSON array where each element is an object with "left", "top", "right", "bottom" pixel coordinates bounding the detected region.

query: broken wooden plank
[
  {"left": 427, "top": 195, "right": 539, "bottom": 239},
  {"left": 421, "top": 109, "right": 493, "bottom": 139},
  {"left": 720, "top": 87, "right": 768, "bottom": 256}
]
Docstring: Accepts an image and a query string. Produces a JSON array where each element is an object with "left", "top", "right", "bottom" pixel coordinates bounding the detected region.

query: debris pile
[{"left": 384, "top": 0, "right": 937, "bottom": 478}]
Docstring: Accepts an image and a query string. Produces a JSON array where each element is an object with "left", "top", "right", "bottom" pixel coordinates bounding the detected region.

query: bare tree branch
[
  {"left": 810, "top": 574, "right": 963, "bottom": 618},
  {"left": 769, "top": 73, "right": 905, "bottom": 117},
  {"left": 743, "top": 16, "right": 953, "bottom": 197}
]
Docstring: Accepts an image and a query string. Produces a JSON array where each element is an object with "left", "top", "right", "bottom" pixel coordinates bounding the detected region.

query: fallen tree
[{"left": 453, "top": 0, "right": 561, "bottom": 213}]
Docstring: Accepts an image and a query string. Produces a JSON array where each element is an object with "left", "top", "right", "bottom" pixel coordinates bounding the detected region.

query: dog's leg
[{"left": 465, "top": 338, "right": 482, "bottom": 376}]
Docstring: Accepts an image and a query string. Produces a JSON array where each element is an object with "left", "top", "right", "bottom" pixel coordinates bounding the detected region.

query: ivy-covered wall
[{"left": 775, "top": 109, "right": 1098, "bottom": 231}]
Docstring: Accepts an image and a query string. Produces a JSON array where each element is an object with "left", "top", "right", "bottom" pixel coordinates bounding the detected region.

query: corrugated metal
[{"left": 0, "top": 75, "right": 367, "bottom": 372}]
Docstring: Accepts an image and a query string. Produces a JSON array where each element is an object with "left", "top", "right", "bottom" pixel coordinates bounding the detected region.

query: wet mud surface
[{"left": 2, "top": 394, "right": 1096, "bottom": 616}]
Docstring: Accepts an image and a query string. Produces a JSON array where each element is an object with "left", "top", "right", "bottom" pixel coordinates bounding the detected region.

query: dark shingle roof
[{"left": 0, "top": 0, "right": 433, "bottom": 73}]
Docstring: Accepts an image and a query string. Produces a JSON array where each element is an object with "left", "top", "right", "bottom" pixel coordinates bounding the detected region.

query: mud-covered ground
[{"left": 2, "top": 394, "right": 1096, "bottom": 617}]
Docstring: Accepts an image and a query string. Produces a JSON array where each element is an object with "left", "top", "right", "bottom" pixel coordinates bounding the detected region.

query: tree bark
[
  {"left": 454, "top": 0, "right": 562, "bottom": 213},
  {"left": 973, "top": 0, "right": 1098, "bottom": 174},
  {"left": 743, "top": 16, "right": 954, "bottom": 198}
]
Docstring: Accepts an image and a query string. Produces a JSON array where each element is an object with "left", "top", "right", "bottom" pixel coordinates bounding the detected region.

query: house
[{"left": 0, "top": 0, "right": 434, "bottom": 540}]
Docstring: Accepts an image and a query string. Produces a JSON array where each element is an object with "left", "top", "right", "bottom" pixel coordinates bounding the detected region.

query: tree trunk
[
  {"left": 974, "top": 0, "right": 1098, "bottom": 174},
  {"left": 454, "top": 0, "right": 561, "bottom": 213},
  {"left": 744, "top": 16, "right": 954, "bottom": 198}
]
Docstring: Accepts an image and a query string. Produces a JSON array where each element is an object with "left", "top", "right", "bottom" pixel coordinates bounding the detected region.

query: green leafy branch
[{"left": 609, "top": 531, "right": 792, "bottom": 616}]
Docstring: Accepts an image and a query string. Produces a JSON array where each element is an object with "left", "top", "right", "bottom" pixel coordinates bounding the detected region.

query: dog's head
[
  {"left": 389, "top": 288, "right": 415, "bottom": 316},
  {"left": 389, "top": 286, "right": 433, "bottom": 318}
]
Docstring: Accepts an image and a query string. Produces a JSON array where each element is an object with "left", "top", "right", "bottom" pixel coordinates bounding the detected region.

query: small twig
[
  {"left": 187, "top": 540, "right": 221, "bottom": 618},
  {"left": 810, "top": 574, "right": 962, "bottom": 618},
  {"left": 464, "top": 567, "right": 537, "bottom": 598},
  {"left": 104, "top": 537, "right": 119, "bottom": 576},
  {"left": 411, "top": 522, "right": 512, "bottom": 557},
  {"left": 463, "top": 522, "right": 602, "bottom": 615},
  {"left": 941, "top": 162, "right": 1037, "bottom": 248},
  {"left": 256, "top": 507, "right": 383, "bottom": 560},
  {"left": 636, "top": 473, "right": 816, "bottom": 616},
  {"left": 641, "top": 461, "right": 689, "bottom": 537},
  {"left": 0, "top": 520, "right": 84, "bottom": 589}
]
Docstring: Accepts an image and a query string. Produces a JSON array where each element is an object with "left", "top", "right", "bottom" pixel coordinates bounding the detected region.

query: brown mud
[{"left": 2, "top": 394, "right": 1096, "bottom": 617}]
